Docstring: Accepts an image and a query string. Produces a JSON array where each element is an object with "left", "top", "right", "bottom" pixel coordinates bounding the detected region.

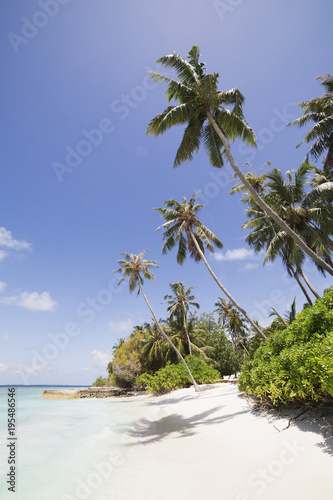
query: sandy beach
[{"left": 109, "top": 383, "right": 333, "bottom": 500}]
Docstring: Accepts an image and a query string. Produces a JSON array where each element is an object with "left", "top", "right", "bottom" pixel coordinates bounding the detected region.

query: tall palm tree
[
  {"left": 140, "top": 321, "right": 169, "bottom": 372},
  {"left": 214, "top": 298, "right": 249, "bottom": 355},
  {"left": 163, "top": 282, "right": 199, "bottom": 355},
  {"left": 235, "top": 163, "right": 330, "bottom": 299},
  {"left": 147, "top": 46, "right": 333, "bottom": 276},
  {"left": 155, "top": 193, "right": 268, "bottom": 341},
  {"left": 289, "top": 74, "right": 333, "bottom": 172},
  {"left": 248, "top": 166, "right": 332, "bottom": 265},
  {"left": 165, "top": 314, "right": 213, "bottom": 363},
  {"left": 214, "top": 297, "right": 233, "bottom": 327},
  {"left": 113, "top": 250, "right": 200, "bottom": 391}
]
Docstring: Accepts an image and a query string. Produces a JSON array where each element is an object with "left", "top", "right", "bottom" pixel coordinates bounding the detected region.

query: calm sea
[{"left": 0, "top": 386, "right": 154, "bottom": 500}]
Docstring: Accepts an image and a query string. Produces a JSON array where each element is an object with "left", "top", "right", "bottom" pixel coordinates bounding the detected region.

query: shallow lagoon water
[{"left": 0, "top": 386, "right": 153, "bottom": 500}]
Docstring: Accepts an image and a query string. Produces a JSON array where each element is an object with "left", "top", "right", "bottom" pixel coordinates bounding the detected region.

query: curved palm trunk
[
  {"left": 288, "top": 262, "right": 313, "bottom": 305},
  {"left": 323, "top": 136, "right": 333, "bottom": 172},
  {"left": 138, "top": 281, "right": 200, "bottom": 391},
  {"left": 189, "top": 228, "right": 268, "bottom": 342},
  {"left": 182, "top": 309, "right": 192, "bottom": 355},
  {"left": 300, "top": 269, "right": 320, "bottom": 299},
  {"left": 206, "top": 110, "right": 333, "bottom": 277}
]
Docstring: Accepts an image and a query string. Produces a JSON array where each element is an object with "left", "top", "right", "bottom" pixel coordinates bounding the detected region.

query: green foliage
[
  {"left": 238, "top": 287, "right": 333, "bottom": 405},
  {"left": 136, "top": 356, "right": 220, "bottom": 395},
  {"left": 195, "top": 313, "right": 243, "bottom": 375},
  {"left": 92, "top": 376, "right": 108, "bottom": 387},
  {"left": 111, "top": 331, "right": 144, "bottom": 386}
]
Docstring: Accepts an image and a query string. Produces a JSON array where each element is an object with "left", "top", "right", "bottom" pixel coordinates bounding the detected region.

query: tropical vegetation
[{"left": 89, "top": 46, "right": 333, "bottom": 407}]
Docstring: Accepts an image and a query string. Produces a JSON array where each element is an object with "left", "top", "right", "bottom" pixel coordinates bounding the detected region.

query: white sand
[{"left": 107, "top": 383, "right": 333, "bottom": 500}]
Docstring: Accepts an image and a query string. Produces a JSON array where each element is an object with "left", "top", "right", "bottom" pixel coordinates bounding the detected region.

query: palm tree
[
  {"left": 235, "top": 163, "right": 331, "bottom": 300},
  {"left": 269, "top": 297, "right": 297, "bottom": 332},
  {"left": 113, "top": 250, "right": 200, "bottom": 391},
  {"left": 165, "top": 314, "right": 213, "bottom": 363},
  {"left": 163, "top": 282, "right": 199, "bottom": 355},
  {"left": 289, "top": 74, "right": 333, "bottom": 172},
  {"left": 155, "top": 193, "right": 268, "bottom": 341},
  {"left": 147, "top": 46, "right": 333, "bottom": 276},
  {"left": 256, "top": 166, "right": 332, "bottom": 263},
  {"left": 140, "top": 321, "right": 169, "bottom": 372},
  {"left": 214, "top": 297, "right": 233, "bottom": 327},
  {"left": 214, "top": 299, "right": 249, "bottom": 355}
]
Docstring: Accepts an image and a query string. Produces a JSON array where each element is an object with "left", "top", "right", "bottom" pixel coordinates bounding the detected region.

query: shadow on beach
[
  {"left": 246, "top": 396, "right": 333, "bottom": 458},
  {"left": 124, "top": 405, "right": 248, "bottom": 445}
]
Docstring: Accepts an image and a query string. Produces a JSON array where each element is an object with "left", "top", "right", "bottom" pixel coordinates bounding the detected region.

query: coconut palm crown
[
  {"left": 147, "top": 45, "right": 256, "bottom": 168},
  {"left": 155, "top": 192, "right": 222, "bottom": 264},
  {"left": 114, "top": 250, "right": 158, "bottom": 294},
  {"left": 289, "top": 74, "right": 333, "bottom": 172}
]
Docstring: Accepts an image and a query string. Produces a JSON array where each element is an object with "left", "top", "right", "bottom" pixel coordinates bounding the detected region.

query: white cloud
[
  {"left": 0, "top": 291, "right": 57, "bottom": 311},
  {"left": 240, "top": 262, "right": 259, "bottom": 271},
  {"left": 108, "top": 318, "right": 133, "bottom": 333},
  {"left": 2, "top": 333, "right": 8, "bottom": 342},
  {"left": 0, "top": 227, "right": 31, "bottom": 250},
  {"left": 0, "top": 362, "right": 8, "bottom": 372},
  {"left": 0, "top": 282, "right": 7, "bottom": 292},
  {"left": 212, "top": 248, "right": 260, "bottom": 261},
  {"left": 0, "top": 250, "right": 8, "bottom": 261},
  {"left": 91, "top": 350, "right": 111, "bottom": 371}
]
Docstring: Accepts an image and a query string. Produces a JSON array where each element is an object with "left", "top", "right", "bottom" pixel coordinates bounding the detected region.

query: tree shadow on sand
[
  {"left": 123, "top": 406, "right": 248, "bottom": 446},
  {"left": 247, "top": 398, "right": 333, "bottom": 458}
]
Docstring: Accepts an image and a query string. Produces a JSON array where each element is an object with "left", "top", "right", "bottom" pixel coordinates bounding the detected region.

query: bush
[
  {"left": 92, "top": 376, "right": 109, "bottom": 387},
  {"left": 136, "top": 356, "right": 220, "bottom": 395},
  {"left": 238, "top": 287, "right": 333, "bottom": 406}
]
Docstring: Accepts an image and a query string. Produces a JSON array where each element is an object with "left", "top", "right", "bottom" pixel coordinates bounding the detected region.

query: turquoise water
[{"left": 0, "top": 386, "right": 153, "bottom": 500}]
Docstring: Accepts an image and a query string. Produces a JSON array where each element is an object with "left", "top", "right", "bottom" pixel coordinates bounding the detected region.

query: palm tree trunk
[
  {"left": 189, "top": 228, "right": 268, "bottom": 341},
  {"left": 183, "top": 311, "right": 192, "bottom": 355},
  {"left": 300, "top": 269, "right": 320, "bottom": 299},
  {"left": 289, "top": 263, "right": 313, "bottom": 305},
  {"left": 323, "top": 136, "right": 333, "bottom": 173},
  {"left": 138, "top": 280, "right": 200, "bottom": 391},
  {"left": 206, "top": 110, "right": 333, "bottom": 277}
]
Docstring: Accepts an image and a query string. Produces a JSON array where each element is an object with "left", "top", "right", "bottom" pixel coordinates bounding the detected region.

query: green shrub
[
  {"left": 136, "top": 356, "right": 220, "bottom": 395},
  {"left": 92, "top": 376, "right": 108, "bottom": 387},
  {"left": 238, "top": 287, "right": 333, "bottom": 405}
]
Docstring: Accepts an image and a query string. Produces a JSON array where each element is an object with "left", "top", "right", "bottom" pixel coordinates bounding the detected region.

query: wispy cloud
[
  {"left": 1, "top": 333, "right": 8, "bottom": 342},
  {"left": 0, "top": 282, "right": 7, "bottom": 292},
  {"left": 0, "top": 227, "right": 32, "bottom": 250},
  {"left": 108, "top": 318, "right": 134, "bottom": 333},
  {"left": 240, "top": 262, "right": 259, "bottom": 271},
  {"left": 91, "top": 350, "right": 111, "bottom": 371},
  {"left": 212, "top": 248, "right": 262, "bottom": 262},
  {"left": 0, "top": 362, "right": 8, "bottom": 372},
  {"left": 0, "top": 291, "right": 57, "bottom": 311},
  {"left": 0, "top": 250, "right": 8, "bottom": 261}
]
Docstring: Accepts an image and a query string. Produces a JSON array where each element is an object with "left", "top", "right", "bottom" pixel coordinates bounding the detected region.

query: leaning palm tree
[
  {"left": 245, "top": 165, "right": 333, "bottom": 273},
  {"left": 289, "top": 74, "right": 333, "bottom": 172},
  {"left": 163, "top": 282, "right": 199, "bottom": 355},
  {"left": 155, "top": 193, "right": 268, "bottom": 341},
  {"left": 232, "top": 163, "right": 328, "bottom": 301},
  {"left": 147, "top": 46, "right": 333, "bottom": 276},
  {"left": 113, "top": 250, "right": 200, "bottom": 391}
]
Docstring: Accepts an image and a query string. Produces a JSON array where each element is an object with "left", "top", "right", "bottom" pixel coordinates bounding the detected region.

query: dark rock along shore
[{"left": 42, "top": 387, "right": 139, "bottom": 399}]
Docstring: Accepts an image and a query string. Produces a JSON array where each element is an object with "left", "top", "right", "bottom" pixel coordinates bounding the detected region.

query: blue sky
[{"left": 0, "top": 0, "right": 332, "bottom": 385}]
